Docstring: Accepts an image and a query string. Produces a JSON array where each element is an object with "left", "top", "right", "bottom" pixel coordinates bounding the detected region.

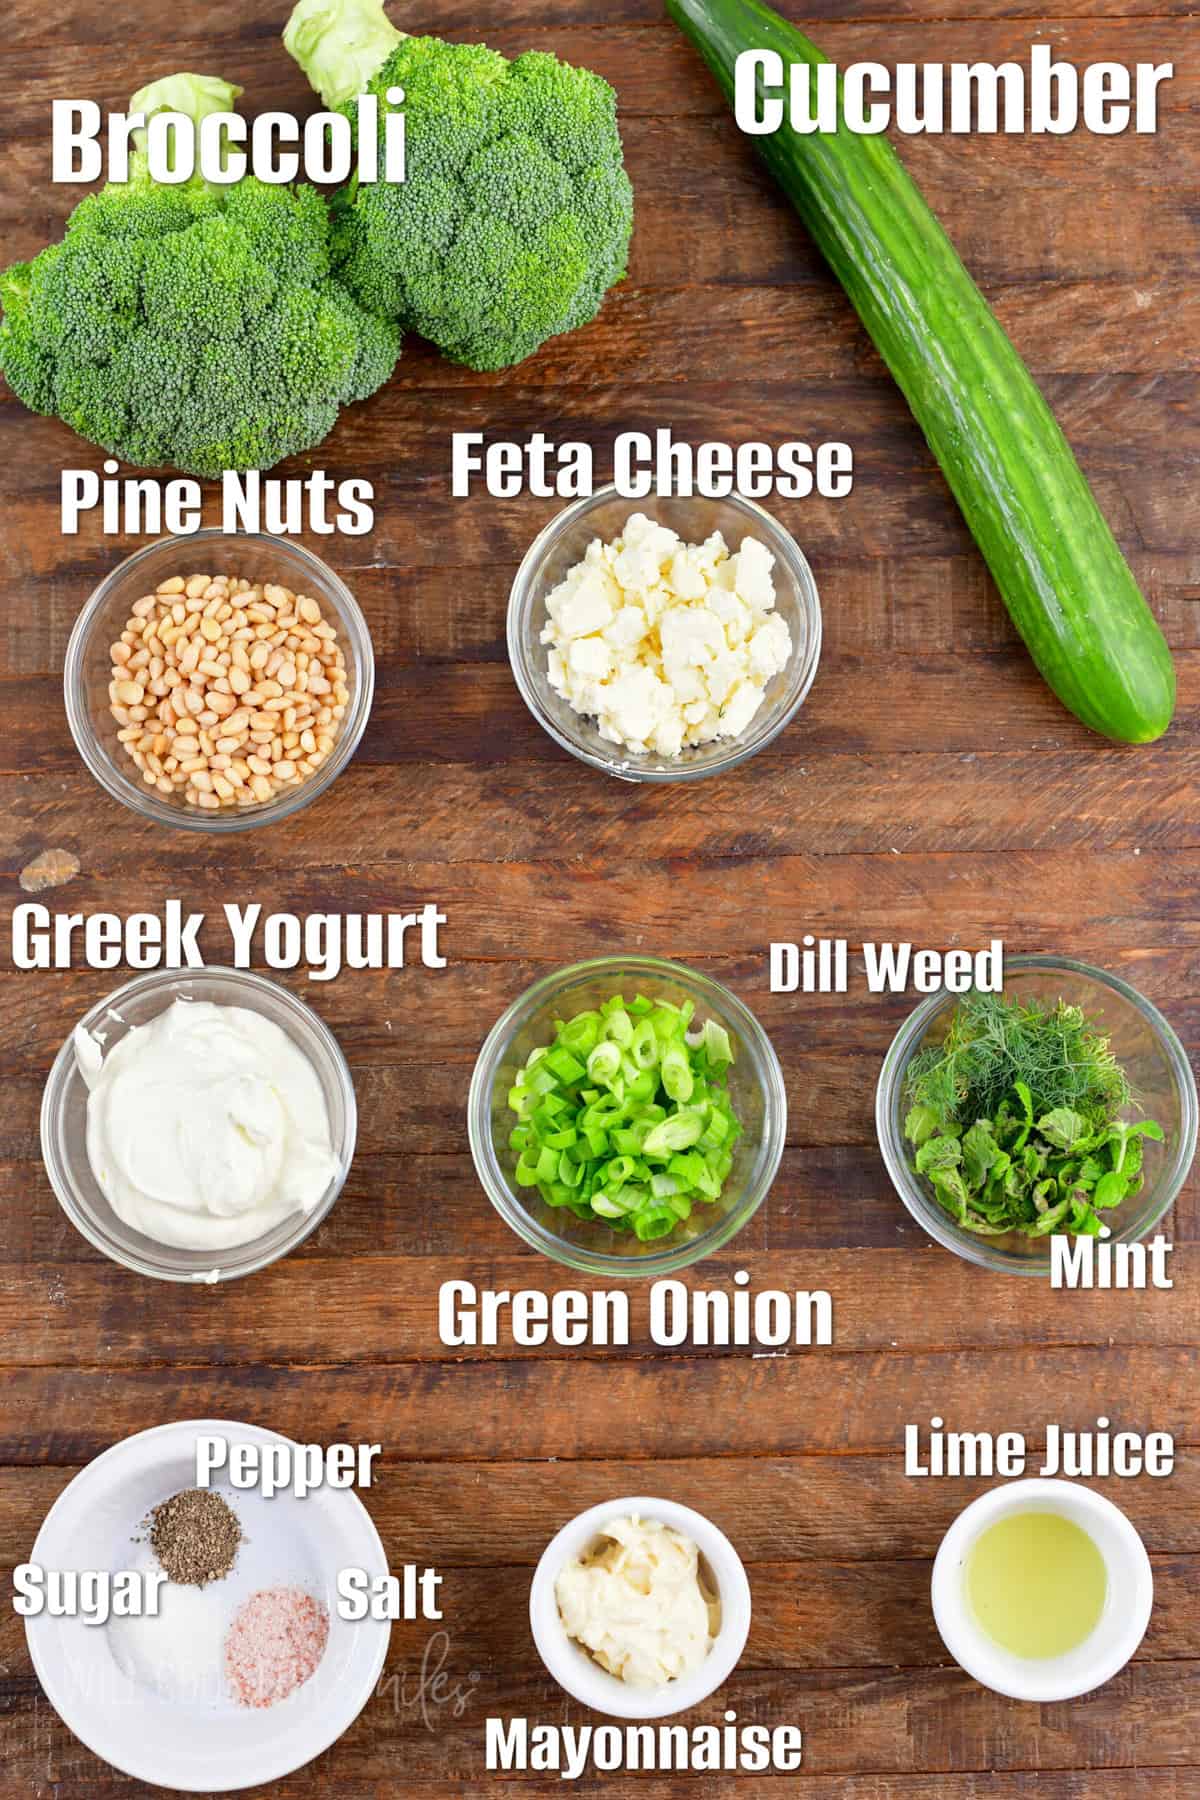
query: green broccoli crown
[
  {"left": 0, "top": 124, "right": 401, "bottom": 476},
  {"left": 334, "top": 37, "right": 633, "bottom": 372}
]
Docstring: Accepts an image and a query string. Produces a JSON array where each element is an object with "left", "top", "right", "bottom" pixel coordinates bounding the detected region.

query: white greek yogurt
[{"left": 75, "top": 998, "right": 338, "bottom": 1251}]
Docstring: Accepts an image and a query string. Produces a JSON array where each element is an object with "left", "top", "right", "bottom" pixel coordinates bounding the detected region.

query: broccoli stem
[
  {"left": 284, "top": 0, "right": 406, "bottom": 110},
  {"left": 128, "top": 73, "right": 245, "bottom": 184}
]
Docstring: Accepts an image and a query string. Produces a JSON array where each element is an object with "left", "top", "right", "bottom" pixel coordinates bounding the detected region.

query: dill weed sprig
[
  {"left": 907, "top": 993, "right": 1130, "bottom": 1129},
  {"left": 903, "top": 991, "right": 1164, "bottom": 1239}
]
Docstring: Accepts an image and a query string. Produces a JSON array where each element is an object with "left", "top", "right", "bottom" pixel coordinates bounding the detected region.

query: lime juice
[{"left": 966, "top": 1510, "right": 1108, "bottom": 1659}]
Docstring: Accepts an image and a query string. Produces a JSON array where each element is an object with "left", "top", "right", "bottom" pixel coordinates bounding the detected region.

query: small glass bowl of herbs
[
  {"left": 469, "top": 957, "right": 787, "bottom": 1275},
  {"left": 876, "top": 956, "right": 1197, "bottom": 1275}
]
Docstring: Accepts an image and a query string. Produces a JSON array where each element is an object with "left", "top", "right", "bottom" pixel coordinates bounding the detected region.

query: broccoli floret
[
  {"left": 285, "top": 1, "right": 634, "bottom": 372},
  {"left": 0, "top": 75, "right": 402, "bottom": 477}
]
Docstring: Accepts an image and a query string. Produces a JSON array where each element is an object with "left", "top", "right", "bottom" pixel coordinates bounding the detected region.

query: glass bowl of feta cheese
[{"left": 508, "top": 488, "right": 822, "bottom": 781}]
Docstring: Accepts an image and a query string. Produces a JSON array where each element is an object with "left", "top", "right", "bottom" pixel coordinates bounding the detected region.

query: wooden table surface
[{"left": 2, "top": 0, "right": 1199, "bottom": 1794}]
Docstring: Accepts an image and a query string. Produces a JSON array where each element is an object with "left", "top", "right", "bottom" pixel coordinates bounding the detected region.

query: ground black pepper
[{"left": 148, "top": 1488, "right": 242, "bottom": 1586}]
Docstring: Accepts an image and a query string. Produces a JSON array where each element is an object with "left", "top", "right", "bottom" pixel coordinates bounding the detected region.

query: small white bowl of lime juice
[{"left": 931, "top": 1478, "right": 1153, "bottom": 1701}]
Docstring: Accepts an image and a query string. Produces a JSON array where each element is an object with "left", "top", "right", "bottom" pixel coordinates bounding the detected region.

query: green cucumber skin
[{"left": 667, "top": 0, "right": 1175, "bottom": 744}]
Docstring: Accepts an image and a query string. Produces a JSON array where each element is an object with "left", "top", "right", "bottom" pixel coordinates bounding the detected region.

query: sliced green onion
[
  {"left": 506, "top": 990, "right": 744, "bottom": 1244},
  {"left": 661, "top": 1044, "right": 694, "bottom": 1103},
  {"left": 587, "top": 1041, "right": 623, "bottom": 1088},
  {"left": 545, "top": 1047, "right": 586, "bottom": 1084},
  {"left": 643, "top": 1111, "right": 706, "bottom": 1156},
  {"left": 559, "top": 1010, "right": 602, "bottom": 1056},
  {"left": 605, "top": 1007, "right": 634, "bottom": 1047},
  {"left": 633, "top": 1203, "right": 679, "bottom": 1242}
]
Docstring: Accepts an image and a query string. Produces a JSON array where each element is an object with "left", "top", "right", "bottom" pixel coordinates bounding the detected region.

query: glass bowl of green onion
[
  {"left": 469, "top": 957, "right": 787, "bottom": 1275},
  {"left": 876, "top": 955, "right": 1197, "bottom": 1276}
]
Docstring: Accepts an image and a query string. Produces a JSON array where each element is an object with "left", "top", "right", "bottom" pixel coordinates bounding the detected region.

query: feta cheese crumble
[{"left": 541, "top": 513, "right": 794, "bottom": 759}]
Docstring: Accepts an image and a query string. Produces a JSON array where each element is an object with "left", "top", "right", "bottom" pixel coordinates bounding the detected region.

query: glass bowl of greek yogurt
[
  {"left": 507, "top": 487, "right": 822, "bottom": 782},
  {"left": 40, "top": 968, "right": 357, "bottom": 1282}
]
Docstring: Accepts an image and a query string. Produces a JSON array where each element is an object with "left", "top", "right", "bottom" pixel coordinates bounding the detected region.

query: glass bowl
[
  {"left": 507, "top": 487, "right": 821, "bottom": 782},
  {"left": 467, "top": 956, "right": 787, "bottom": 1276},
  {"left": 40, "top": 967, "right": 357, "bottom": 1283},
  {"left": 64, "top": 529, "right": 375, "bottom": 833},
  {"left": 876, "top": 955, "right": 1198, "bottom": 1276}
]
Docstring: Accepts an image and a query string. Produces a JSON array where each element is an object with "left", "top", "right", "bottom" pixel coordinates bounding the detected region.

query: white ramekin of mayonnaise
[
  {"left": 530, "top": 1497, "right": 752, "bottom": 1719},
  {"left": 41, "top": 968, "right": 357, "bottom": 1283}
]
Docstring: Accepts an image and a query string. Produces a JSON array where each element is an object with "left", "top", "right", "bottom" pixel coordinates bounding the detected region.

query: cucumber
[{"left": 667, "top": 0, "right": 1176, "bottom": 744}]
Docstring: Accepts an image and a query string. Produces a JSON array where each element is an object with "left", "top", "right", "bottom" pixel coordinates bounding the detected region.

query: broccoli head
[
  {"left": 284, "top": 0, "right": 634, "bottom": 372},
  {"left": 0, "top": 74, "right": 401, "bottom": 478}
]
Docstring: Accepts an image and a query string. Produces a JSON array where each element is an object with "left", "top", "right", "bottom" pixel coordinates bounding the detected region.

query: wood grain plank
[
  {"left": 10, "top": 551, "right": 1195, "bottom": 677},
  {"left": 2, "top": 1142, "right": 1198, "bottom": 1263},
  {"left": 0, "top": 851, "right": 1197, "bottom": 957},
  {"left": 0, "top": 1249, "right": 1190, "bottom": 1367},
  {"left": 0, "top": 1004, "right": 1195, "bottom": 1153},
  {"left": 5, "top": 1556, "right": 1200, "bottom": 1680},
  {"left": 0, "top": 1765, "right": 1193, "bottom": 1800},
  {"left": 5, "top": 1455, "right": 1200, "bottom": 1558},
  {"left": 6, "top": 740, "right": 1200, "bottom": 856},
  {"left": 0, "top": 1349, "right": 1191, "bottom": 1463},
  {"left": 10, "top": 0, "right": 1200, "bottom": 46},
  {"left": 4, "top": 1664, "right": 1198, "bottom": 1783}
]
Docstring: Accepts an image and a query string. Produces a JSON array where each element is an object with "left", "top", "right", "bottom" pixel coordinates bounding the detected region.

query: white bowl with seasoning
[
  {"left": 25, "top": 1419, "right": 390, "bottom": 1792},
  {"left": 931, "top": 1478, "right": 1154, "bottom": 1701},
  {"left": 64, "top": 528, "right": 374, "bottom": 833},
  {"left": 529, "top": 1496, "right": 751, "bottom": 1719}
]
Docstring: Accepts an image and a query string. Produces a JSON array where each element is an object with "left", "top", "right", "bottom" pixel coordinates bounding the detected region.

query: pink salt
[{"left": 224, "top": 1586, "right": 329, "bottom": 1709}]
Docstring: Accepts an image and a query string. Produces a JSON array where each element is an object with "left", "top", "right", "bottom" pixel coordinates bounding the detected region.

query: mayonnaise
[
  {"left": 555, "top": 1516, "right": 719, "bottom": 1688},
  {"left": 76, "top": 998, "right": 339, "bottom": 1251}
]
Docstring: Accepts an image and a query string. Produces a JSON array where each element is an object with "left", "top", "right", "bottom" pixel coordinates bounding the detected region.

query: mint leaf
[
  {"left": 962, "top": 1119, "right": 999, "bottom": 1186},
  {"left": 1037, "top": 1107, "right": 1089, "bottom": 1151},
  {"left": 904, "top": 1103, "right": 939, "bottom": 1148},
  {"left": 1033, "top": 1197, "right": 1071, "bottom": 1235},
  {"left": 1093, "top": 1170, "right": 1130, "bottom": 1210},
  {"left": 916, "top": 1136, "right": 962, "bottom": 1176}
]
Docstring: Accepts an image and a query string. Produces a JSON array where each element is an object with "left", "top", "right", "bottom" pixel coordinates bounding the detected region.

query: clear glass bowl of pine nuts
[{"left": 64, "top": 531, "right": 375, "bottom": 832}]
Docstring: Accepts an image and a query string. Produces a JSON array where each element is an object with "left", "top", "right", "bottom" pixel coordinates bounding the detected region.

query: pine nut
[{"left": 107, "top": 568, "right": 348, "bottom": 813}]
